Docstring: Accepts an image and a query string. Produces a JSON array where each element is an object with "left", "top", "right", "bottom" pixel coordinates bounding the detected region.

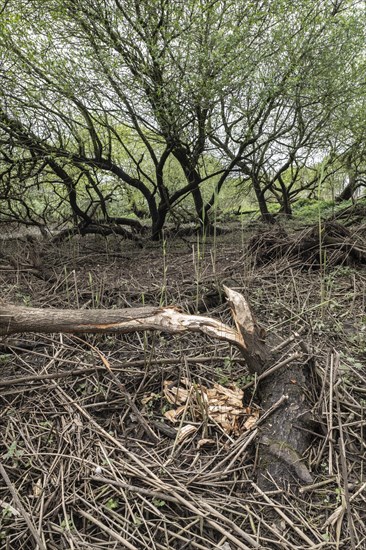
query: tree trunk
[
  {"left": 279, "top": 187, "right": 292, "bottom": 217},
  {"left": 0, "top": 302, "right": 243, "bottom": 347},
  {"left": 151, "top": 208, "right": 168, "bottom": 241},
  {"left": 191, "top": 184, "right": 212, "bottom": 233},
  {"left": 252, "top": 177, "right": 275, "bottom": 223},
  {"left": 225, "top": 288, "right": 313, "bottom": 488},
  {"left": 336, "top": 169, "right": 357, "bottom": 202},
  {"left": 0, "top": 288, "right": 314, "bottom": 488}
]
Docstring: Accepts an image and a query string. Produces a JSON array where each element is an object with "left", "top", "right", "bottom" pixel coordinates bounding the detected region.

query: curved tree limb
[{"left": 0, "top": 302, "right": 245, "bottom": 351}]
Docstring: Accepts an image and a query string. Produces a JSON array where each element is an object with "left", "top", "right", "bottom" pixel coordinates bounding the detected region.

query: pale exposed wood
[
  {"left": 224, "top": 286, "right": 268, "bottom": 374},
  {"left": 224, "top": 287, "right": 314, "bottom": 488},
  {"left": 223, "top": 286, "right": 255, "bottom": 334},
  {"left": 0, "top": 303, "right": 246, "bottom": 350}
]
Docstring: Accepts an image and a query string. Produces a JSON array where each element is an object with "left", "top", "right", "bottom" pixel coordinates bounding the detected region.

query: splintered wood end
[{"left": 223, "top": 286, "right": 255, "bottom": 334}]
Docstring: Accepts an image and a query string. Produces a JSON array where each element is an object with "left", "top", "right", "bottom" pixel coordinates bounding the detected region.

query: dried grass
[{"left": 0, "top": 230, "right": 366, "bottom": 549}]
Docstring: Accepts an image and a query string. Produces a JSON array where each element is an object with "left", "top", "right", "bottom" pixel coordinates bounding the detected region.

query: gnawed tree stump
[
  {"left": 225, "top": 287, "right": 314, "bottom": 488},
  {"left": 0, "top": 289, "right": 314, "bottom": 488}
]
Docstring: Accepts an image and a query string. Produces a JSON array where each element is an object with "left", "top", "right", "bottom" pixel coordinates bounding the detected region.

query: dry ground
[{"left": 0, "top": 224, "right": 366, "bottom": 549}]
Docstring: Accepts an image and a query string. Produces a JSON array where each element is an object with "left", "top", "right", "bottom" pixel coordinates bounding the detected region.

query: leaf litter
[{"left": 162, "top": 377, "right": 259, "bottom": 435}]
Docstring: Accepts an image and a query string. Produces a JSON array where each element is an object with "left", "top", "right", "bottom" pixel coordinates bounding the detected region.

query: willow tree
[
  {"left": 1, "top": 0, "right": 364, "bottom": 234},
  {"left": 330, "top": 78, "right": 366, "bottom": 202},
  {"left": 0, "top": 0, "right": 246, "bottom": 237},
  {"left": 208, "top": 0, "right": 365, "bottom": 219}
]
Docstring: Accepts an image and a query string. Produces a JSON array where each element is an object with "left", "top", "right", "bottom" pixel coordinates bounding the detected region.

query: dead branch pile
[
  {"left": 1, "top": 233, "right": 366, "bottom": 549},
  {"left": 248, "top": 221, "right": 366, "bottom": 267},
  {"left": 333, "top": 201, "right": 366, "bottom": 225}
]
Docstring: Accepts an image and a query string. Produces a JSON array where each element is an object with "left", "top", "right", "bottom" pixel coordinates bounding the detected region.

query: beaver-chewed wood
[
  {"left": 0, "top": 288, "right": 314, "bottom": 487},
  {"left": 225, "top": 287, "right": 313, "bottom": 488}
]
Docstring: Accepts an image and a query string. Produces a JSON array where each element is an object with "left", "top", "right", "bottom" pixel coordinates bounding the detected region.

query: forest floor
[{"left": 0, "top": 219, "right": 366, "bottom": 549}]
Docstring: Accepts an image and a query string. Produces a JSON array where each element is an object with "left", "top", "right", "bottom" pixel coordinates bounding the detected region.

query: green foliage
[
  {"left": 3, "top": 441, "right": 24, "bottom": 467},
  {"left": 292, "top": 197, "right": 366, "bottom": 223},
  {"left": 60, "top": 515, "right": 75, "bottom": 531},
  {"left": 105, "top": 498, "right": 119, "bottom": 510},
  {"left": 0, "top": 0, "right": 365, "bottom": 233},
  {"left": 152, "top": 498, "right": 166, "bottom": 508},
  {"left": 291, "top": 198, "right": 336, "bottom": 222}
]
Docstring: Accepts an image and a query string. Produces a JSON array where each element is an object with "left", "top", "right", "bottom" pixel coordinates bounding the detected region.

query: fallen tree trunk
[
  {"left": 0, "top": 302, "right": 244, "bottom": 347},
  {"left": 225, "top": 288, "right": 314, "bottom": 488},
  {"left": 0, "top": 288, "right": 314, "bottom": 488}
]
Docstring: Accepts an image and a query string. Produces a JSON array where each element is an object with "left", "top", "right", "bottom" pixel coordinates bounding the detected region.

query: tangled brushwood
[
  {"left": 248, "top": 221, "right": 366, "bottom": 268},
  {"left": 0, "top": 230, "right": 366, "bottom": 549}
]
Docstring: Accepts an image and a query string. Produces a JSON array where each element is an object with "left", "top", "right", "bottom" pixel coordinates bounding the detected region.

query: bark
[
  {"left": 278, "top": 187, "right": 292, "bottom": 217},
  {"left": 106, "top": 217, "right": 143, "bottom": 230},
  {"left": 171, "top": 148, "right": 212, "bottom": 232},
  {"left": 151, "top": 207, "right": 168, "bottom": 241},
  {"left": 0, "top": 302, "right": 244, "bottom": 349},
  {"left": 336, "top": 166, "right": 357, "bottom": 202},
  {"left": 0, "top": 289, "right": 314, "bottom": 488},
  {"left": 225, "top": 288, "right": 313, "bottom": 488},
  {"left": 252, "top": 176, "right": 275, "bottom": 223},
  {"left": 51, "top": 224, "right": 142, "bottom": 244}
]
